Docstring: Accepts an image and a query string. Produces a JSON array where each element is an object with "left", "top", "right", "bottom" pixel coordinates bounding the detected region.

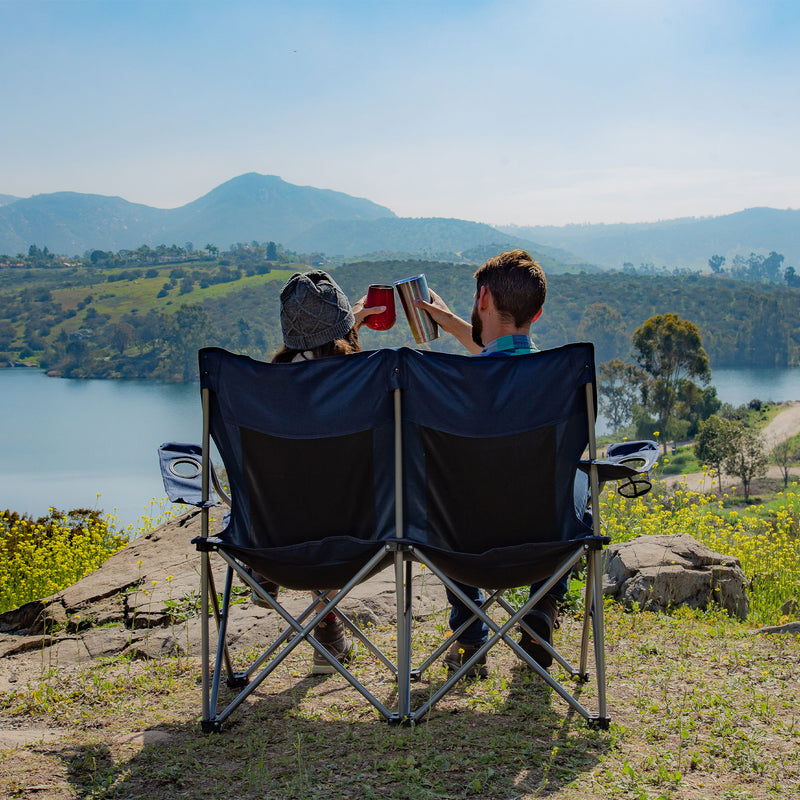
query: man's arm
[{"left": 414, "top": 290, "right": 482, "bottom": 354}]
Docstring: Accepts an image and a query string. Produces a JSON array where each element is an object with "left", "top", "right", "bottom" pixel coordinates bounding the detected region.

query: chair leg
[
  {"left": 591, "top": 548, "right": 610, "bottom": 724},
  {"left": 394, "top": 551, "right": 412, "bottom": 724},
  {"left": 579, "top": 555, "right": 593, "bottom": 680},
  {"left": 200, "top": 550, "right": 210, "bottom": 726}
]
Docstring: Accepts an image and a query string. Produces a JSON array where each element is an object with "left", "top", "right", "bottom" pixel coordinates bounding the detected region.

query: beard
[{"left": 471, "top": 305, "right": 483, "bottom": 348}]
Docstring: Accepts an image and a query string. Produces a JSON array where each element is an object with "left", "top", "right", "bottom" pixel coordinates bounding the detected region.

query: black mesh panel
[
  {"left": 421, "top": 425, "right": 557, "bottom": 553},
  {"left": 240, "top": 427, "right": 376, "bottom": 547}
]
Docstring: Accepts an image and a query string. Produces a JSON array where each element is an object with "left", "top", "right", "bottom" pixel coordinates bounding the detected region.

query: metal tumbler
[{"left": 393, "top": 274, "right": 439, "bottom": 344}]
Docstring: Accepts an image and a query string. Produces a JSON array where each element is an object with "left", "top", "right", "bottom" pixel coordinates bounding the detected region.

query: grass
[
  {"left": 51, "top": 268, "right": 295, "bottom": 327},
  {"left": 1, "top": 605, "right": 798, "bottom": 799}
]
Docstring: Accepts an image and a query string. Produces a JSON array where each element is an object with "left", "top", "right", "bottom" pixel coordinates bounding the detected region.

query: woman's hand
[{"left": 352, "top": 295, "right": 386, "bottom": 330}]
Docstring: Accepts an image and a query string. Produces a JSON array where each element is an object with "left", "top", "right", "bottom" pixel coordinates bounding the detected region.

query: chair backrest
[
  {"left": 398, "top": 343, "right": 597, "bottom": 588},
  {"left": 199, "top": 347, "right": 398, "bottom": 587}
]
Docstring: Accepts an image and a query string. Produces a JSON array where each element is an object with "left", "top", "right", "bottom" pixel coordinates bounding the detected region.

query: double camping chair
[{"left": 159, "top": 344, "right": 657, "bottom": 731}]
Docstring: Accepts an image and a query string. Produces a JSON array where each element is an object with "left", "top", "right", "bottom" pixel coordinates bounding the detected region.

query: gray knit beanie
[{"left": 280, "top": 270, "right": 356, "bottom": 350}]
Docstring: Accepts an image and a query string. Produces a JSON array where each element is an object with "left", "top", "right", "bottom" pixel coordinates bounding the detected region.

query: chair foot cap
[{"left": 201, "top": 720, "right": 223, "bottom": 733}]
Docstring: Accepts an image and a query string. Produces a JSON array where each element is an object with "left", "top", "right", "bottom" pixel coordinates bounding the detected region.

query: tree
[
  {"left": 266, "top": 241, "right": 278, "bottom": 261},
  {"left": 675, "top": 379, "right": 721, "bottom": 437},
  {"left": 110, "top": 322, "right": 134, "bottom": 355},
  {"left": 632, "top": 313, "right": 711, "bottom": 453},
  {"left": 770, "top": 438, "right": 800, "bottom": 488},
  {"left": 724, "top": 426, "right": 767, "bottom": 501},
  {"left": 576, "top": 303, "right": 628, "bottom": 363},
  {"left": 785, "top": 265, "right": 800, "bottom": 288},
  {"left": 708, "top": 254, "right": 726, "bottom": 274},
  {"left": 598, "top": 359, "right": 647, "bottom": 432},
  {"left": 694, "top": 414, "right": 739, "bottom": 493}
]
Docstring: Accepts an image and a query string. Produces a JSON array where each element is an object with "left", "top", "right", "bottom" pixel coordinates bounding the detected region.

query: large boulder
[
  {"left": 0, "top": 510, "right": 447, "bottom": 690},
  {"left": 603, "top": 533, "right": 749, "bottom": 620}
]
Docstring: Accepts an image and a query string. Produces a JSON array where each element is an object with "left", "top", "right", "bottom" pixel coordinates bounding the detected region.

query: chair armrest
[
  {"left": 579, "top": 439, "right": 659, "bottom": 497},
  {"left": 158, "top": 442, "right": 229, "bottom": 508}
]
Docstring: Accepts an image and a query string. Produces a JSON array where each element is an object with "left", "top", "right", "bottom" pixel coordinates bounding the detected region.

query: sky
[{"left": 2, "top": 0, "right": 799, "bottom": 227}]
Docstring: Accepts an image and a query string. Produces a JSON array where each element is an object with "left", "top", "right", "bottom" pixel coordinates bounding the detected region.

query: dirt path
[
  {"left": 665, "top": 401, "right": 800, "bottom": 493},
  {"left": 761, "top": 401, "right": 800, "bottom": 448}
]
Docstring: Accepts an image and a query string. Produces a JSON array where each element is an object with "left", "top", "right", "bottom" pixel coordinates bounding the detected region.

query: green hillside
[{"left": 3, "top": 254, "right": 800, "bottom": 381}]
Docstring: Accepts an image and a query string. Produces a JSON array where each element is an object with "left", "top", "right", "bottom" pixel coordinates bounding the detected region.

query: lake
[
  {"left": 0, "top": 368, "right": 200, "bottom": 532},
  {"left": 3, "top": 363, "right": 800, "bottom": 530}
]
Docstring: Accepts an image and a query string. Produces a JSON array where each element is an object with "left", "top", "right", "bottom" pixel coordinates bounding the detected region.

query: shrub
[
  {"left": 602, "top": 481, "right": 800, "bottom": 625},
  {"left": 0, "top": 508, "right": 127, "bottom": 614}
]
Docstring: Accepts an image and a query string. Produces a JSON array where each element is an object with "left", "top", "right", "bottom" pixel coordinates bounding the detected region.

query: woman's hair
[{"left": 271, "top": 327, "right": 361, "bottom": 363}]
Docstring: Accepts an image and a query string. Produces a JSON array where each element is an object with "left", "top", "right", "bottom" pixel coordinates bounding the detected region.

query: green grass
[
  {"left": 52, "top": 269, "right": 295, "bottom": 325},
  {"left": 1, "top": 606, "right": 798, "bottom": 799}
]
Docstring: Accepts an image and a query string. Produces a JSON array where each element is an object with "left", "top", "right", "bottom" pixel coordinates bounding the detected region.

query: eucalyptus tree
[{"left": 632, "top": 313, "right": 710, "bottom": 453}]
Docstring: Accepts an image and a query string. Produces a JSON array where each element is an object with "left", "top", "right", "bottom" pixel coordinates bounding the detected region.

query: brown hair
[
  {"left": 474, "top": 249, "right": 546, "bottom": 327},
  {"left": 271, "top": 327, "right": 361, "bottom": 363}
]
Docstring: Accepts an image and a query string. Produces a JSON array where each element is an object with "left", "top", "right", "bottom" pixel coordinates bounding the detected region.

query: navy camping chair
[
  {"left": 189, "top": 346, "right": 405, "bottom": 730},
  {"left": 392, "top": 344, "right": 655, "bottom": 726}
]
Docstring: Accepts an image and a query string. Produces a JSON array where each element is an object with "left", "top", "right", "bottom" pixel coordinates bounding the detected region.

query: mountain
[
  {"left": 162, "top": 173, "right": 396, "bottom": 248},
  {"left": 0, "top": 173, "right": 587, "bottom": 270},
  {"left": 499, "top": 207, "right": 800, "bottom": 270},
  {"left": 286, "top": 216, "right": 587, "bottom": 272},
  {"left": 0, "top": 193, "right": 168, "bottom": 255},
  {"left": 0, "top": 194, "right": 19, "bottom": 207},
  {"left": 0, "top": 174, "right": 395, "bottom": 256}
]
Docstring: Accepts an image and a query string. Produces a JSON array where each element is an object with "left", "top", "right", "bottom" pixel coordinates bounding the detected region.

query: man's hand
[
  {"left": 413, "top": 290, "right": 454, "bottom": 327},
  {"left": 414, "top": 290, "right": 482, "bottom": 354},
  {"left": 352, "top": 295, "right": 386, "bottom": 330}
]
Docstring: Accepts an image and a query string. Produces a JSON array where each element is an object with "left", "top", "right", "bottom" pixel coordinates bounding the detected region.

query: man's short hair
[{"left": 474, "top": 249, "right": 546, "bottom": 326}]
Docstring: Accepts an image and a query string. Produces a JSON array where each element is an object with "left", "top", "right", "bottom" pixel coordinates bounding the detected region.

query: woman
[{"left": 252, "top": 269, "right": 384, "bottom": 674}]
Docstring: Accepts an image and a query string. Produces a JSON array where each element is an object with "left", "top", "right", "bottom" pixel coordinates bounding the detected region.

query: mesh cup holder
[
  {"left": 168, "top": 457, "right": 202, "bottom": 479},
  {"left": 617, "top": 476, "right": 652, "bottom": 498}
]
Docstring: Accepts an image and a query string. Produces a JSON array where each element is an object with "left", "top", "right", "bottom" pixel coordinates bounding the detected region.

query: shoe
[
  {"left": 443, "top": 639, "right": 488, "bottom": 678},
  {"left": 251, "top": 579, "right": 279, "bottom": 608},
  {"left": 519, "top": 595, "right": 559, "bottom": 669},
  {"left": 311, "top": 617, "right": 355, "bottom": 675}
]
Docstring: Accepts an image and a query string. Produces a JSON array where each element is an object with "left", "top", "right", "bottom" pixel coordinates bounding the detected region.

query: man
[{"left": 415, "top": 249, "right": 573, "bottom": 676}]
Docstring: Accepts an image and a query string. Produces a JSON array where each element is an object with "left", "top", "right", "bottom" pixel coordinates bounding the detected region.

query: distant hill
[
  {"left": 286, "top": 217, "right": 588, "bottom": 272},
  {"left": 0, "top": 174, "right": 395, "bottom": 256},
  {"left": 499, "top": 207, "right": 800, "bottom": 270},
  {"left": 0, "top": 194, "right": 19, "bottom": 207},
  {"left": 0, "top": 174, "right": 587, "bottom": 271}
]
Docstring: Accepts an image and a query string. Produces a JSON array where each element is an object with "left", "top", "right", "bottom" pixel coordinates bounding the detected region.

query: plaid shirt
[{"left": 479, "top": 334, "right": 538, "bottom": 357}]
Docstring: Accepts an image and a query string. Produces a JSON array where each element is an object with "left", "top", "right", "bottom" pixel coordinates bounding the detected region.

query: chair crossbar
[
  {"left": 202, "top": 545, "right": 399, "bottom": 726},
  {"left": 403, "top": 542, "right": 603, "bottom": 724}
]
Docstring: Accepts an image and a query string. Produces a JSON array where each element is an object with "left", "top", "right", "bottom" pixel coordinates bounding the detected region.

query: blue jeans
[{"left": 447, "top": 472, "right": 590, "bottom": 645}]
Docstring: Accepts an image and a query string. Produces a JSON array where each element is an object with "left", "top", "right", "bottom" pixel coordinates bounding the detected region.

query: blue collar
[{"left": 479, "top": 334, "right": 537, "bottom": 356}]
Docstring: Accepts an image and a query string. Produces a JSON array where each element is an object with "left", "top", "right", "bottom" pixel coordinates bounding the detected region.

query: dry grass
[{"left": 1, "top": 604, "right": 799, "bottom": 800}]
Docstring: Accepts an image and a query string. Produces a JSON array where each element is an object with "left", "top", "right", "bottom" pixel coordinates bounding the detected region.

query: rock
[
  {"left": 30, "top": 601, "right": 68, "bottom": 634},
  {"left": 756, "top": 622, "right": 800, "bottom": 635},
  {"left": 0, "top": 509, "right": 447, "bottom": 687},
  {"left": 603, "top": 533, "right": 749, "bottom": 620},
  {"left": 780, "top": 598, "right": 799, "bottom": 617}
]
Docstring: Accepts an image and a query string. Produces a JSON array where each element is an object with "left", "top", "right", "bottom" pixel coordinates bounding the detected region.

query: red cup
[{"left": 364, "top": 284, "right": 396, "bottom": 331}]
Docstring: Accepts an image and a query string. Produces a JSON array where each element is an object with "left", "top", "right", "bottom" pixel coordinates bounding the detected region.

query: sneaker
[
  {"left": 518, "top": 595, "right": 559, "bottom": 669},
  {"left": 443, "top": 639, "right": 488, "bottom": 678},
  {"left": 311, "top": 617, "right": 355, "bottom": 675},
  {"left": 251, "top": 579, "right": 279, "bottom": 608}
]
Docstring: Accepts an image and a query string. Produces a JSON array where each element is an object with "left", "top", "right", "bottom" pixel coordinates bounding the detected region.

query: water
[
  {"left": 708, "top": 367, "right": 800, "bottom": 408},
  {"left": 0, "top": 368, "right": 200, "bottom": 531},
  {"left": 3, "top": 365, "right": 800, "bottom": 529}
]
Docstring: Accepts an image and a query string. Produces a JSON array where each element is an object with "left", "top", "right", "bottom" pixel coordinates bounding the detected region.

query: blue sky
[{"left": 2, "top": 0, "right": 799, "bottom": 225}]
